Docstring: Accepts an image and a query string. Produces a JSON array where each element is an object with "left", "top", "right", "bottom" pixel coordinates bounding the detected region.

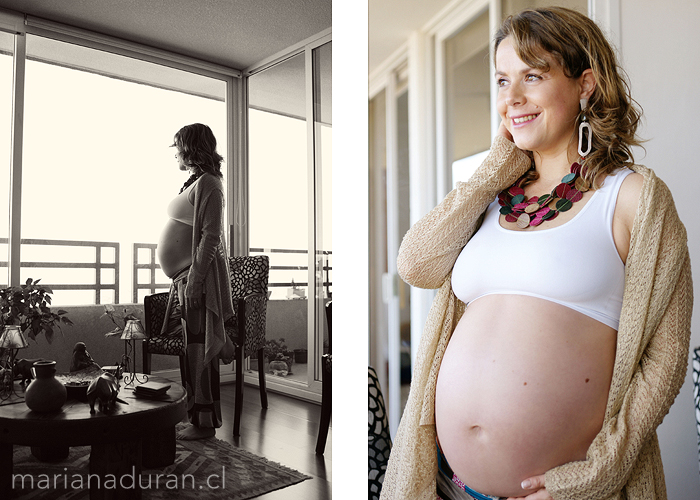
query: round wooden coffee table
[{"left": 0, "top": 374, "right": 186, "bottom": 500}]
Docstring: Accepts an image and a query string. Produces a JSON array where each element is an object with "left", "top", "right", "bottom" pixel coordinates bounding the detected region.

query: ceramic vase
[{"left": 25, "top": 360, "right": 67, "bottom": 412}]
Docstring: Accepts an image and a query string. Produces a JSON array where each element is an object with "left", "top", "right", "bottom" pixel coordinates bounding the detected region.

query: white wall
[{"left": 620, "top": 1, "right": 700, "bottom": 498}]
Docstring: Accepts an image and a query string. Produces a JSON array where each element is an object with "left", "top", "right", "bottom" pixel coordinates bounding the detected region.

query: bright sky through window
[{"left": 18, "top": 51, "right": 226, "bottom": 304}]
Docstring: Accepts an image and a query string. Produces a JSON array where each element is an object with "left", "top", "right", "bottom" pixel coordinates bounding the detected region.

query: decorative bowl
[{"left": 55, "top": 366, "right": 104, "bottom": 402}]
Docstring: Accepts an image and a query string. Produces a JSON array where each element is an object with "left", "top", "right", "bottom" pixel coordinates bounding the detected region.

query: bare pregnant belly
[
  {"left": 435, "top": 294, "right": 617, "bottom": 498},
  {"left": 157, "top": 219, "right": 193, "bottom": 278}
]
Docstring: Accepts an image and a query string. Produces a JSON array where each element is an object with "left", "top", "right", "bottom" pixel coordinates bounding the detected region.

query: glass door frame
[
  {"left": 241, "top": 28, "right": 332, "bottom": 402},
  {"left": 433, "top": 0, "right": 496, "bottom": 201},
  {"left": 368, "top": 55, "right": 410, "bottom": 436}
]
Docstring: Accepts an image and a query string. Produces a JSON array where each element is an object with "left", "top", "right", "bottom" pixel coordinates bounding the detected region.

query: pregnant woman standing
[
  {"left": 380, "top": 7, "right": 692, "bottom": 500},
  {"left": 157, "top": 123, "right": 234, "bottom": 440}
]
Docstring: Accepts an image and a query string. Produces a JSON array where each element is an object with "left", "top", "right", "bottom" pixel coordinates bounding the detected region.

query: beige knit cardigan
[
  {"left": 380, "top": 137, "right": 693, "bottom": 500},
  {"left": 186, "top": 173, "right": 235, "bottom": 365}
]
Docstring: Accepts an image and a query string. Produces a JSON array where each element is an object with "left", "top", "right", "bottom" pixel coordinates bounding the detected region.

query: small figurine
[
  {"left": 13, "top": 358, "right": 47, "bottom": 385},
  {"left": 70, "top": 342, "right": 101, "bottom": 372},
  {"left": 86, "top": 372, "right": 125, "bottom": 414},
  {"left": 101, "top": 365, "right": 123, "bottom": 379}
]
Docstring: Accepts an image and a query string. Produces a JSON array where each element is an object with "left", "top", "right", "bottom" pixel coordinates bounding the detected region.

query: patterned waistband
[
  {"left": 436, "top": 441, "right": 504, "bottom": 500},
  {"left": 171, "top": 265, "right": 190, "bottom": 284}
]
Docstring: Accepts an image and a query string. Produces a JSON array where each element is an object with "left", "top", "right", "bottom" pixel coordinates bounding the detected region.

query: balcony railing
[
  {"left": 0, "top": 238, "right": 120, "bottom": 304},
  {"left": 132, "top": 245, "right": 333, "bottom": 301},
  {"left": 132, "top": 243, "right": 168, "bottom": 302},
  {"left": 249, "top": 247, "right": 333, "bottom": 299},
  {"left": 0, "top": 238, "right": 331, "bottom": 304}
]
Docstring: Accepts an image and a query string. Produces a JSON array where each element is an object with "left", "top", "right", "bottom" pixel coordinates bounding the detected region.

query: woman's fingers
[
  {"left": 509, "top": 474, "right": 552, "bottom": 500},
  {"left": 506, "top": 488, "right": 553, "bottom": 500},
  {"left": 521, "top": 474, "right": 545, "bottom": 491}
]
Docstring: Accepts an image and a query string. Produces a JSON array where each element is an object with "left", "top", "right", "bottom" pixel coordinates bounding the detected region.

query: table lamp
[
  {"left": 0, "top": 325, "right": 28, "bottom": 399},
  {"left": 120, "top": 319, "right": 148, "bottom": 386}
]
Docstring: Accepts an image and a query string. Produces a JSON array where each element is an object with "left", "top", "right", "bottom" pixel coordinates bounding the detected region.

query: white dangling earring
[{"left": 578, "top": 97, "right": 592, "bottom": 158}]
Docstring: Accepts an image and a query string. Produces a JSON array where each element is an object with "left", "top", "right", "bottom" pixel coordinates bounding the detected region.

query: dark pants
[{"left": 169, "top": 268, "right": 222, "bottom": 429}]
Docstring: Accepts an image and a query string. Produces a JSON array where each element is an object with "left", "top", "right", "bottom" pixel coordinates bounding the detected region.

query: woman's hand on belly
[{"left": 505, "top": 475, "right": 552, "bottom": 500}]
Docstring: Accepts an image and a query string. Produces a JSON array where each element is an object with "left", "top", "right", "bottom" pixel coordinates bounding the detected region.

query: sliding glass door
[{"left": 247, "top": 37, "right": 331, "bottom": 400}]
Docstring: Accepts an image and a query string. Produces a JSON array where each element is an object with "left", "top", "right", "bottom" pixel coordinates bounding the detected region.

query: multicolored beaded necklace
[{"left": 497, "top": 161, "right": 588, "bottom": 228}]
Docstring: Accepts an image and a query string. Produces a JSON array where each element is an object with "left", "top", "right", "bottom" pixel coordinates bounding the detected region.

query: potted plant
[
  {"left": 263, "top": 338, "right": 294, "bottom": 374},
  {"left": 0, "top": 278, "right": 73, "bottom": 343},
  {"left": 286, "top": 279, "right": 306, "bottom": 300},
  {"left": 293, "top": 348, "right": 308, "bottom": 364}
]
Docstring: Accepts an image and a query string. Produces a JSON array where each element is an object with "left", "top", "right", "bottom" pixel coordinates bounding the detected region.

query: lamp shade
[
  {"left": 0, "top": 325, "right": 29, "bottom": 349},
  {"left": 120, "top": 320, "right": 147, "bottom": 340}
]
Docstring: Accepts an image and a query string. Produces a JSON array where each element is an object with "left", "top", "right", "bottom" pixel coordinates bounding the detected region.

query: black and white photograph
[{"left": 0, "top": 1, "right": 332, "bottom": 499}]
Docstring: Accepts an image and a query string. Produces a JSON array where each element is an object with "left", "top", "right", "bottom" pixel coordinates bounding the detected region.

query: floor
[{"left": 215, "top": 381, "right": 332, "bottom": 500}]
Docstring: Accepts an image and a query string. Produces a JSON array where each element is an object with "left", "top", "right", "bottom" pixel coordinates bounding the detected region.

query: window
[
  {"left": 18, "top": 35, "right": 227, "bottom": 305},
  {"left": 446, "top": 9, "right": 491, "bottom": 186},
  {"left": 0, "top": 31, "right": 14, "bottom": 286},
  {"left": 248, "top": 37, "right": 331, "bottom": 396},
  {"left": 312, "top": 41, "right": 332, "bottom": 361}
]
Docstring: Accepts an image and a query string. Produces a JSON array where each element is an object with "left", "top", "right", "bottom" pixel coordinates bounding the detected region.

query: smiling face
[{"left": 496, "top": 37, "right": 586, "bottom": 160}]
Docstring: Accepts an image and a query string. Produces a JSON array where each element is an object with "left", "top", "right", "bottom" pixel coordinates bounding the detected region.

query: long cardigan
[
  {"left": 380, "top": 136, "right": 693, "bottom": 500},
  {"left": 186, "top": 173, "right": 234, "bottom": 365}
]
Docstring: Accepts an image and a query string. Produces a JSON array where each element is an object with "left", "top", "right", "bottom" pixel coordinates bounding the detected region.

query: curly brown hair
[
  {"left": 172, "top": 123, "right": 224, "bottom": 178},
  {"left": 494, "top": 7, "right": 643, "bottom": 189}
]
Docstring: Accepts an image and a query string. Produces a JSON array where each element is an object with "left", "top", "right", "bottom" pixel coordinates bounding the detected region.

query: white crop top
[
  {"left": 452, "top": 168, "right": 632, "bottom": 330},
  {"left": 166, "top": 181, "right": 196, "bottom": 226}
]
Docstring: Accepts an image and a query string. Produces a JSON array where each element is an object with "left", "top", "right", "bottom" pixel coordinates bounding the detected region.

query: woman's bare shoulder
[{"left": 617, "top": 172, "right": 644, "bottom": 228}]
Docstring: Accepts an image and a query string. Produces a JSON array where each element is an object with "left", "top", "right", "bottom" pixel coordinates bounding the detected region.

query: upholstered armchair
[
  {"left": 225, "top": 255, "right": 270, "bottom": 436},
  {"left": 143, "top": 292, "right": 186, "bottom": 384},
  {"left": 693, "top": 346, "right": 699, "bottom": 474},
  {"left": 369, "top": 365, "right": 392, "bottom": 500},
  {"left": 142, "top": 255, "right": 270, "bottom": 437}
]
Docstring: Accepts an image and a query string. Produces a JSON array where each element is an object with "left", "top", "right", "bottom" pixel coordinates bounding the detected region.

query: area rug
[{"left": 10, "top": 428, "right": 311, "bottom": 499}]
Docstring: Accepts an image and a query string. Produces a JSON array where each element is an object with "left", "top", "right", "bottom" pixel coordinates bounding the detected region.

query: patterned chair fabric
[
  {"left": 369, "top": 365, "right": 392, "bottom": 500},
  {"left": 224, "top": 255, "right": 269, "bottom": 358},
  {"left": 693, "top": 346, "right": 700, "bottom": 474},
  {"left": 144, "top": 292, "right": 186, "bottom": 356},
  {"left": 144, "top": 255, "right": 269, "bottom": 361}
]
